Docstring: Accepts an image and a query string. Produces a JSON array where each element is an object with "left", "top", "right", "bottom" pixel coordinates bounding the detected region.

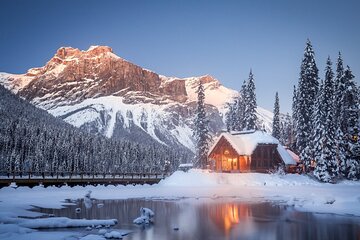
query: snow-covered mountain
[{"left": 0, "top": 46, "right": 273, "bottom": 152}]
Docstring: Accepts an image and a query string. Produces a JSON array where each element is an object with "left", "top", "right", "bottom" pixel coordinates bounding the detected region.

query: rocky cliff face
[
  {"left": 10, "top": 46, "right": 187, "bottom": 108},
  {"left": 0, "top": 46, "right": 273, "bottom": 152}
]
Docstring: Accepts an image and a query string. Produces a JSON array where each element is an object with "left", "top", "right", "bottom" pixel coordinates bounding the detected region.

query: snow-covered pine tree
[
  {"left": 236, "top": 80, "right": 247, "bottom": 131},
  {"left": 279, "top": 113, "right": 293, "bottom": 146},
  {"left": 296, "top": 40, "right": 319, "bottom": 171},
  {"left": 193, "top": 81, "right": 211, "bottom": 169},
  {"left": 312, "top": 80, "right": 325, "bottom": 175},
  {"left": 225, "top": 80, "right": 247, "bottom": 132},
  {"left": 333, "top": 52, "right": 348, "bottom": 176},
  {"left": 291, "top": 85, "right": 298, "bottom": 151},
  {"left": 225, "top": 102, "right": 234, "bottom": 132},
  {"left": 334, "top": 52, "right": 345, "bottom": 124},
  {"left": 323, "top": 57, "right": 338, "bottom": 178},
  {"left": 341, "top": 66, "right": 360, "bottom": 180},
  {"left": 348, "top": 141, "right": 360, "bottom": 180},
  {"left": 230, "top": 100, "right": 238, "bottom": 131},
  {"left": 244, "top": 70, "right": 257, "bottom": 130},
  {"left": 234, "top": 98, "right": 243, "bottom": 131},
  {"left": 225, "top": 101, "right": 237, "bottom": 132},
  {"left": 314, "top": 57, "right": 338, "bottom": 182},
  {"left": 272, "top": 92, "right": 281, "bottom": 140}
]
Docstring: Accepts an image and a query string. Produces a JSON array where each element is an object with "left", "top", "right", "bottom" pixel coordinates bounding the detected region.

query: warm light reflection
[
  {"left": 208, "top": 203, "right": 251, "bottom": 235},
  {"left": 223, "top": 204, "right": 240, "bottom": 233}
]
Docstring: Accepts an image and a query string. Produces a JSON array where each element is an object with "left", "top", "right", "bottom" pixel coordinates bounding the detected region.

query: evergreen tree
[
  {"left": 341, "top": 66, "right": 360, "bottom": 179},
  {"left": 225, "top": 102, "right": 233, "bottom": 132},
  {"left": 225, "top": 80, "right": 247, "bottom": 132},
  {"left": 193, "top": 81, "right": 211, "bottom": 169},
  {"left": 291, "top": 85, "right": 298, "bottom": 151},
  {"left": 333, "top": 52, "right": 347, "bottom": 175},
  {"left": 279, "top": 113, "right": 293, "bottom": 146},
  {"left": 314, "top": 57, "right": 338, "bottom": 182},
  {"left": 334, "top": 52, "right": 345, "bottom": 124},
  {"left": 312, "top": 80, "right": 325, "bottom": 171},
  {"left": 244, "top": 70, "right": 257, "bottom": 130},
  {"left": 296, "top": 40, "right": 319, "bottom": 171},
  {"left": 347, "top": 142, "right": 360, "bottom": 180},
  {"left": 272, "top": 92, "right": 281, "bottom": 139},
  {"left": 225, "top": 101, "right": 237, "bottom": 132},
  {"left": 235, "top": 80, "right": 247, "bottom": 131}
]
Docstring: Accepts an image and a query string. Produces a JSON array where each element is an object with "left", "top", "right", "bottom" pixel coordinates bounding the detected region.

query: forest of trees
[
  {"left": 293, "top": 40, "right": 360, "bottom": 182},
  {"left": 0, "top": 86, "right": 191, "bottom": 175}
]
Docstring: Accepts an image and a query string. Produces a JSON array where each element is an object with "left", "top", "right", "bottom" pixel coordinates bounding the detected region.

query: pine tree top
[
  {"left": 325, "top": 56, "right": 334, "bottom": 81},
  {"left": 336, "top": 52, "right": 344, "bottom": 79}
]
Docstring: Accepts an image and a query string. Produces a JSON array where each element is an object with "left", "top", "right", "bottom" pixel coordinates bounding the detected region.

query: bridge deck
[{"left": 0, "top": 172, "right": 165, "bottom": 188}]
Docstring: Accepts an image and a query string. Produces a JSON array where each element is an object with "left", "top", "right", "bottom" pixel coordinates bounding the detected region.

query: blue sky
[{"left": 1, "top": 0, "right": 359, "bottom": 112}]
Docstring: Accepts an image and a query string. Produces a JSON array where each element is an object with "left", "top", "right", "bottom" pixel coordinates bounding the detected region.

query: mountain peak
[
  {"left": 87, "top": 45, "right": 113, "bottom": 54},
  {"left": 55, "top": 46, "right": 81, "bottom": 59},
  {"left": 55, "top": 45, "right": 115, "bottom": 60},
  {"left": 199, "top": 74, "right": 219, "bottom": 84}
]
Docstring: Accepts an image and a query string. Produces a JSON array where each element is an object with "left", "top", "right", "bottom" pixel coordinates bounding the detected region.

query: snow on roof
[
  {"left": 209, "top": 130, "right": 296, "bottom": 165},
  {"left": 277, "top": 145, "right": 297, "bottom": 165},
  {"left": 179, "top": 163, "right": 193, "bottom": 168},
  {"left": 286, "top": 148, "right": 300, "bottom": 163}
]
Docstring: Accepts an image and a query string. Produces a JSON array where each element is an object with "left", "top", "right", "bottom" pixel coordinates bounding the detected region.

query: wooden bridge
[{"left": 0, "top": 172, "right": 166, "bottom": 188}]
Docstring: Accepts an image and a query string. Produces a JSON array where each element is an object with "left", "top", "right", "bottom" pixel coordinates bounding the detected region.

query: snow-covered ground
[{"left": 0, "top": 170, "right": 360, "bottom": 240}]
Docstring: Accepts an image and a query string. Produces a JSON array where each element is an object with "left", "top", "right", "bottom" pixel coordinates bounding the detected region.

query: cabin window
[
  {"left": 222, "top": 149, "right": 234, "bottom": 171},
  {"left": 233, "top": 158, "right": 238, "bottom": 169}
]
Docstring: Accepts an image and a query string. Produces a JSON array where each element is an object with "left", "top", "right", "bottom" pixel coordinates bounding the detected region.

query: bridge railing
[{"left": 0, "top": 171, "right": 167, "bottom": 180}]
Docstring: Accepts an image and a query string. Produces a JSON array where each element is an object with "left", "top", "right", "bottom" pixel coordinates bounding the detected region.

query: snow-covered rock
[
  {"left": 80, "top": 234, "right": 106, "bottom": 240},
  {"left": 140, "top": 207, "right": 155, "bottom": 218},
  {"left": 133, "top": 207, "right": 155, "bottom": 225},
  {"left": 133, "top": 216, "right": 150, "bottom": 225},
  {"left": 104, "top": 230, "right": 123, "bottom": 239},
  {"left": 84, "top": 190, "right": 92, "bottom": 209}
]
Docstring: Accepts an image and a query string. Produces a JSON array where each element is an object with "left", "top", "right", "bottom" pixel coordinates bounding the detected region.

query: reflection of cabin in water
[{"left": 208, "top": 130, "right": 296, "bottom": 173}]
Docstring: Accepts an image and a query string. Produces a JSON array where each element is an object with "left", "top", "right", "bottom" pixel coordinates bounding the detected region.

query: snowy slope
[{"left": 50, "top": 96, "right": 195, "bottom": 151}]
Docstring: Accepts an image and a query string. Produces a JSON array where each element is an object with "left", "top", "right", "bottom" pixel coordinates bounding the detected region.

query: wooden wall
[
  {"left": 250, "top": 144, "right": 282, "bottom": 172},
  {"left": 209, "top": 136, "right": 240, "bottom": 172}
]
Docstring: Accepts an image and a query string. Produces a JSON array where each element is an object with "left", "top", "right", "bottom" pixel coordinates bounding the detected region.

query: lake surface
[{"left": 36, "top": 198, "right": 360, "bottom": 240}]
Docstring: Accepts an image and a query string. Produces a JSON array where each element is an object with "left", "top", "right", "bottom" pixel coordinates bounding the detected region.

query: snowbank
[
  {"left": 159, "top": 169, "right": 218, "bottom": 187},
  {"left": 18, "top": 217, "right": 117, "bottom": 229},
  {"left": 160, "top": 169, "right": 320, "bottom": 187}
]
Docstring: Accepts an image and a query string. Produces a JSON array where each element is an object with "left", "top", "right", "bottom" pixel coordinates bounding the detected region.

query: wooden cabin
[{"left": 208, "top": 130, "right": 296, "bottom": 173}]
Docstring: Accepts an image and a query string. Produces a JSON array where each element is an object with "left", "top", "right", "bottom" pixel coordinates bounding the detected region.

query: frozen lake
[{"left": 36, "top": 198, "right": 360, "bottom": 240}]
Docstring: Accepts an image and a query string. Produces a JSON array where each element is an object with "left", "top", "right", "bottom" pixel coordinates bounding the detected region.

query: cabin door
[{"left": 222, "top": 150, "right": 238, "bottom": 171}]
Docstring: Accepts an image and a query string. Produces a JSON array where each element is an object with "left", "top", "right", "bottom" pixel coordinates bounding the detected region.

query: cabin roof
[
  {"left": 285, "top": 148, "right": 300, "bottom": 163},
  {"left": 209, "top": 130, "right": 296, "bottom": 165}
]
